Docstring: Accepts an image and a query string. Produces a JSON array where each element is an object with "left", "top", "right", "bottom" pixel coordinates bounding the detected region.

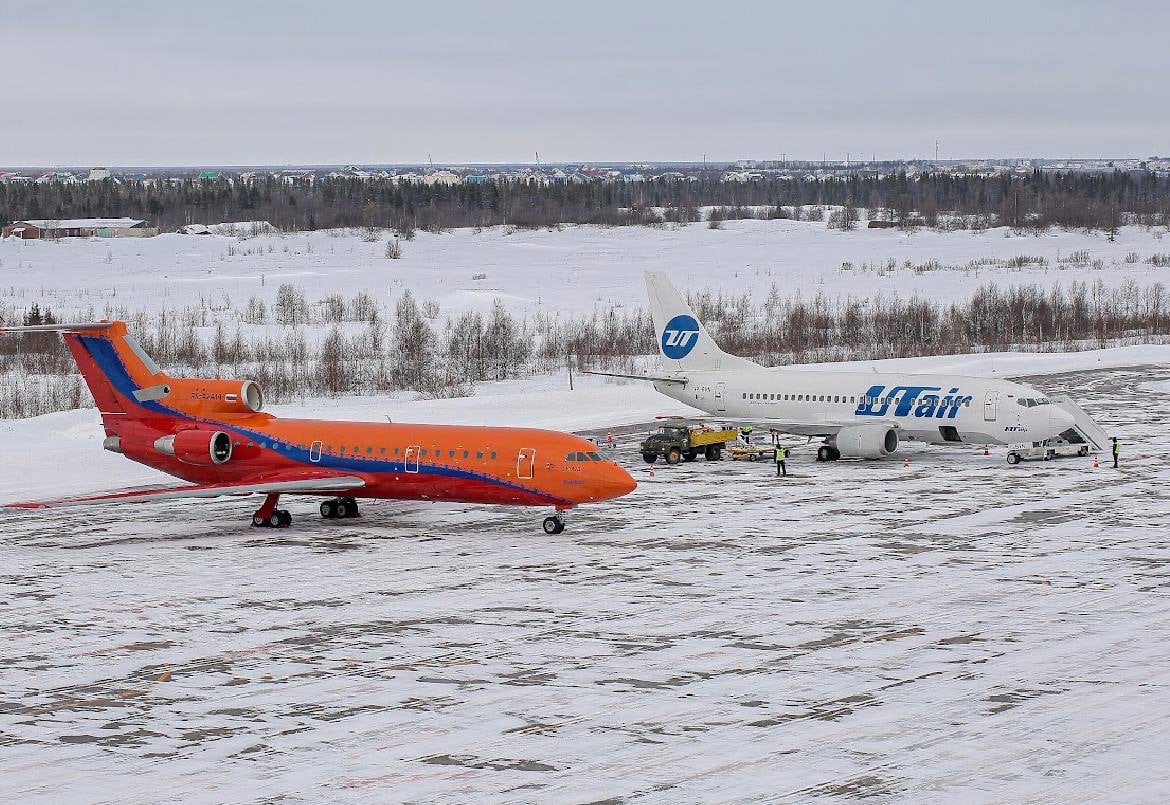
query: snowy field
[
  {"left": 2, "top": 219, "right": 1169, "bottom": 323},
  {"left": 2, "top": 354, "right": 1169, "bottom": 803}
]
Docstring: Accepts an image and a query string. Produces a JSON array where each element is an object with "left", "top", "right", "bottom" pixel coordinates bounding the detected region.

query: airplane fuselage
[
  {"left": 655, "top": 366, "right": 1071, "bottom": 446},
  {"left": 113, "top": 414, "right": 635, "bottom": 510}
]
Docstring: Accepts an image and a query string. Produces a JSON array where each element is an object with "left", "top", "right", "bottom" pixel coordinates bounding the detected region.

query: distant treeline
[
  {"left": 2, "top": 279, "right": 1167, "bottom": 418},
  {"left": 3, "top": 170, "right": 1169, "bottom": 233}
]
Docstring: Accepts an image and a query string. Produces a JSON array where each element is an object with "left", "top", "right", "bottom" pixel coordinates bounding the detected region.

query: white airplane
[{"left": 590, "top": 272, "right": 1106, "bottom": 462}]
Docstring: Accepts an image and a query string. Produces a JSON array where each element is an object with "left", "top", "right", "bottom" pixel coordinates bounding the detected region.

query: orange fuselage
[{"left": 63, "top": 322, "right": 636, "bottom": 510}]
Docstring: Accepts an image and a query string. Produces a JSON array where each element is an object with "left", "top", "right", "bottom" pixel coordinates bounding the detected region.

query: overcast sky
[{"left": 2, "top": 0, "right": 1166, "bottom": 166}]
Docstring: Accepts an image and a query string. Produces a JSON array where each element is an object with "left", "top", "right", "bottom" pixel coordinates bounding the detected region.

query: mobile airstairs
[{"left": 1052, "top": 394, "right": 1111, "bottom": 452}]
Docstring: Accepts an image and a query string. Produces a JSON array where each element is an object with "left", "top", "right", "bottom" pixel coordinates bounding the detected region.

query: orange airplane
[{"left": 0, "top": 321, "right": 636, "bottom": 533}]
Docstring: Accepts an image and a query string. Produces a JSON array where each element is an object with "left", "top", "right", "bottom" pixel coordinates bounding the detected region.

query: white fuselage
[{"left": 654, "top": 366, "right": 1074, "bottom": 446}]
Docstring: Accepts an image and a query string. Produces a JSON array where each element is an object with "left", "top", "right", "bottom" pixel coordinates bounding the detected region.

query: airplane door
[
  {"left": 309, "top": 440, "right": 322, "bottom": 463},
  {"left": 405, "top": 444, "right": 420, "bottom": 473},
  {"left": 715, "top": 382, "right": 726, "bottom": 412},
  {"left": 517, "top": 447, "right": 536, "bottom": 480},
  {"left": 984, "top": 391, "right": 998, "bottom": 422}
]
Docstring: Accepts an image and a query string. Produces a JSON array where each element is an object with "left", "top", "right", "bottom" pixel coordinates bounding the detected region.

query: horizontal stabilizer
[
  {"left": 7, "top": 474, "right": 365, "bottom": 510},
  {"left": 0, "top": 322, "right": 116, "bottom": 334},
  {"left": 580, "top": 369, "right": 688, "bottom": 384}
]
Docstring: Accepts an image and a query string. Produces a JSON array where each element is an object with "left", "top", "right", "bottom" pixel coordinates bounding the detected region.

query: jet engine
[
  {"left": 835, "top": 424, "right": 899, "bottom": 459},
  {"left": 154, "top": 430, "right": 234, "bottom": 466},
  {"left": 166, "top": 378, "right": 265, "bottom": 416}
]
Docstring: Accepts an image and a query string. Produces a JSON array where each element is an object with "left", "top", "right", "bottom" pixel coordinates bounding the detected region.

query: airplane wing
[
  {"left": 6, "top": 473, "right": 366, "bottom": 510},
  {"left": 661, "top": 415, "right": 902, "bottom": 438},
  {"left": 579, "top": 369, "right": 688, "bottom": 385}
]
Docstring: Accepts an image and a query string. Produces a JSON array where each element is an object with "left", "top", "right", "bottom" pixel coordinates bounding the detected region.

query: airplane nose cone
[{"left": 605, "top": 465, "right": 638, "bottom": 500}]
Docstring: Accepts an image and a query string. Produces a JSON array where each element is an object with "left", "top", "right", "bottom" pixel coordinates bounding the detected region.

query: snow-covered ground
[
  {"left": 2, "top": 220, "right": 1169, "bottom": 323},
  {"left": 2, "top": 355, "right": 1169, "bottom": 803},
  {"left": 3, "top": 222, "right": 1170, "bottom": 802}
]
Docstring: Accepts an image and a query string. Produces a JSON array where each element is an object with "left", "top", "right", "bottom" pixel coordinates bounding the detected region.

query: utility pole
[{"left": 935, "top": 140, "right": 939, "bottom": 162}]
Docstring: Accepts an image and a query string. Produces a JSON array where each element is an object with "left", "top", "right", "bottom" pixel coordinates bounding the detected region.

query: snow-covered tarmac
[{"left": 2, "top": 363, "right": 1168, "bottom": 803}]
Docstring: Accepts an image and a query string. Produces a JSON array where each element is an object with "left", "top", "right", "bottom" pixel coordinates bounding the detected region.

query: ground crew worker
[
  {"left": 742, "top": 425, "right": 753, "bottom": 444},
  {"left": 1112, "top": 436, "right": 1120, "bottom": 468},
  {"left": 775, "top": 444, "right": 788, "bottom": 477}
]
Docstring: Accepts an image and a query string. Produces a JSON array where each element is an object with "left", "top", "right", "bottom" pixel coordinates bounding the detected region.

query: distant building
[
  {"left": 87, "top": 167, "right": 112, "bottom": 181},
  {"left": 34, "top": 171, "right": 77, "bottom": 184},
  {"left": 424, "top": 170, "right": 462, "bottom": 186},
  {"left": 2, "top": 217, "right": 155, "bottom": 239}
]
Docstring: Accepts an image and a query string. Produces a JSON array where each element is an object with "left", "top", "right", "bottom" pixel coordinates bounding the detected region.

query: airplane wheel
[
  {"left": 342, "top": 499, "right": 359, "bottom": 518},
  {"left": 542, "top": 516, "right": 564, "bottom": 535},
  {"left": 252, "top": 514, "right": 266, "bottom": 527},
  {"left": 321, "top": 500, "right": 337, "bottom": 519},
  {"left": 267, "top": 512, "right": 283, "bottom": 528},
  {"left": 817, "top": 446, "right": 832, "bottom": 462},
  {"left": 278, "top": 510, "right": 292, "bottom": 527},
  {"left": 830, "top": 448, "right": 841, "bottom": 461}
]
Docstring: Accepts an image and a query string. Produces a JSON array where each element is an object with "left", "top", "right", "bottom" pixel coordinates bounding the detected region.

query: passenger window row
[
  {"left": 744, "top": 392, "right": 862, "bottom": 403},
  {"left": 278, "top": 443, "right": 499, "bottom": 460},
  {"left": 740, "top": 392, "right": 973, "bottom": 407}
]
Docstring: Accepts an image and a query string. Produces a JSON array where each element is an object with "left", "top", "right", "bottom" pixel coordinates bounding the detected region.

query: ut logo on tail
[{"left": 661, "top": 314, "right": 700, "bottom": 359}]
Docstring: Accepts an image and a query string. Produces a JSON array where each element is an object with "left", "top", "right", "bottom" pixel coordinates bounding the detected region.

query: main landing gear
[
  {"left": 542, "top": 514, "right": 566, "bottom": 535},
  {"left": 816, "top": 444, "right": 841, "bottom": 462},
  {"left": 252, "top": 493, "right": 292, "bottom": 528},
  {"left": 321, "top": 497, "right": 360, "bottom": 520}
]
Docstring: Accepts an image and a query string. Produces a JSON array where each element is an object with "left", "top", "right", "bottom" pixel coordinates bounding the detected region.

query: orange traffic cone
[
  {"left": 1093, "top": 455, "right": 1099, "bottom": 469},
  {"left": 983, "top": 445, "right": 990, "bottom": 456},
  {"left": 648, "top": 467, "right": 656, "bottom": 478},
  {"left": 903, "top": 456, "right": 910, "bottom": 468},
  {"left": 606, "top": 430, "right": 614, "bottom": 446}
]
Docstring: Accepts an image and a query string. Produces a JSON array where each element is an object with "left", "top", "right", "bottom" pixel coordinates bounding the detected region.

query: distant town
[
  {"left": 2, "top": 157, "right": 1170, "bottom": 189},
  {"left": 4, "top": 157, "right": 1168, "bottom": 236}
]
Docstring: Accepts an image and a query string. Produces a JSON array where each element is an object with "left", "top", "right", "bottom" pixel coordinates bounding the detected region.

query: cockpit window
[
  {"left": 574, "top": 451, "right": 589, "bottom": 461},
  {"left": 565, "top": 451, "right": 576, "bottom": 461},
  {"left": 587, "top": 451, "right": 603, "bottom": 461}
]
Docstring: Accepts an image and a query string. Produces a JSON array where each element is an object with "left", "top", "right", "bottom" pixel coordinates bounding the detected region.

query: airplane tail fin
[
  {"left": 644, "top": 272, "right": 752, "bottom": 372},
  {"left": 0, "top": 321, "right": 170, "bottom": 423}
]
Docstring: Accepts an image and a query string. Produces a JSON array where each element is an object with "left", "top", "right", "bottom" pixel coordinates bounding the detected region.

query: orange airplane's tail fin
[
  {"left": 0, "top": 321, "right": 167, "bottom": 417},
  {"left": 0, "top": 320, "right": 268, "bottom": 423}
]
